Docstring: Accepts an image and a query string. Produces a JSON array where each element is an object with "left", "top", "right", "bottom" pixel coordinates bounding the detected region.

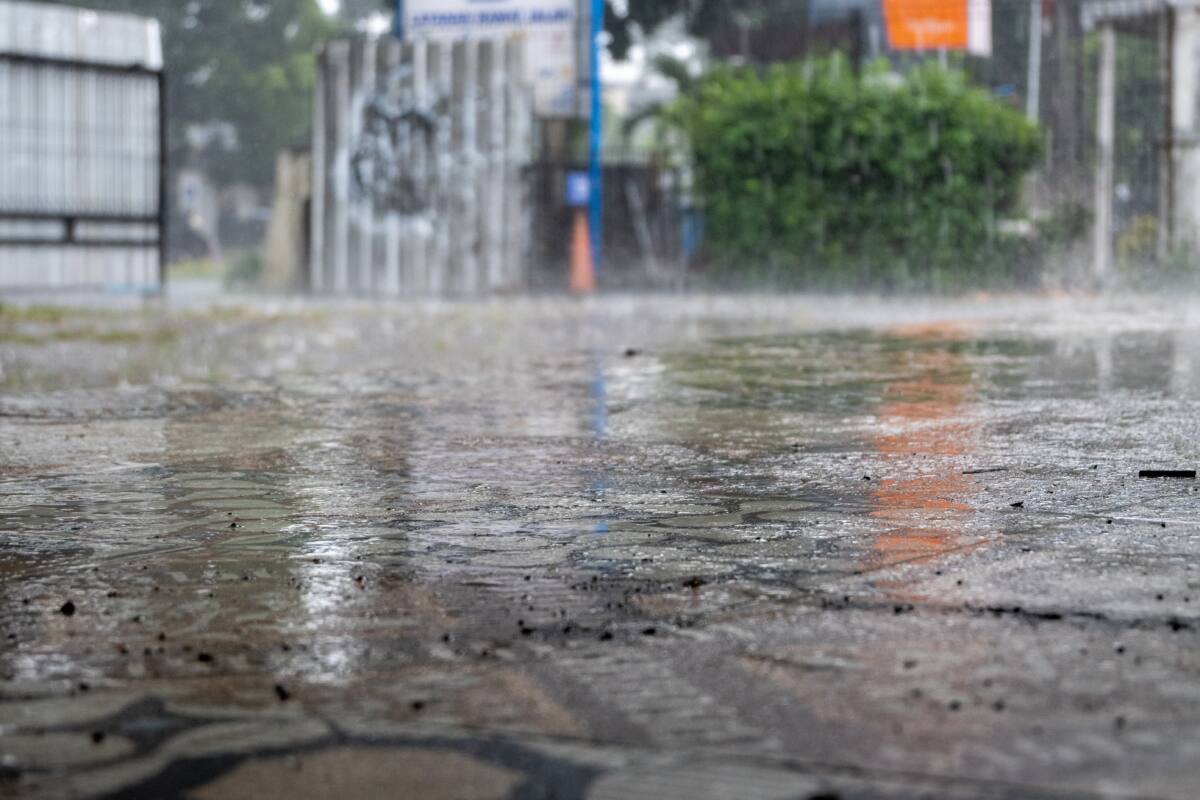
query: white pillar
[
  {"left": 1159, "top": 9, "right": 1173, "bottom": 259},
  {"left": 1026, "top": 0, "right": 1042, "bottom": 122},
  {"left": 1093, "top": 23, "right": 1116, "bottom": 286},
  {"left": 1172, "top": 7, "right": 1200, "bottom": 251}
]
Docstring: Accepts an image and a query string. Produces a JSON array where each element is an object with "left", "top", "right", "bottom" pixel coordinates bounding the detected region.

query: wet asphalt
[{"left": 1, "top": 293, "right": 1200, "bottom": 799}]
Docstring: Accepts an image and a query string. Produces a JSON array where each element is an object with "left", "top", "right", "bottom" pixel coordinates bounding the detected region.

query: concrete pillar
[
  {"left": 1172, "top": 6, "right": 1200, "bottom": 252},
  {"left": 1157, "top": 10, "right": 1174, "bottom": 259},
  {"left": 1093, "top": 23, "right": 1116, "bottom": 286},
  {"left": 1048, "top": 0, "right": 1085, "bottom": 203},
  {"left": 262, "top": 150, "right": 312, "bottom": 292},
  {"left": 311, "top": 49, "right": 326, "bottom": 292},
  {"left": 1025, "top": 0, "right": 1042, "bottom": 122}
]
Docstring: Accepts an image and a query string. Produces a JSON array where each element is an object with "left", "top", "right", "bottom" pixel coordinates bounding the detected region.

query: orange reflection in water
[{"left": 868, "top": 323, "right": 981, "bottom": 589}]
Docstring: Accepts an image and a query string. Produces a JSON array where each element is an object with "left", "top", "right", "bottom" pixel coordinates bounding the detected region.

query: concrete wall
[{"left": 310, "top": 35, "right": 533, "bottom": 297}]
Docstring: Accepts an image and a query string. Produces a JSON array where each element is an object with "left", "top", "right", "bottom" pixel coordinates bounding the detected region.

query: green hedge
[{"left": 671, "top": 57, "right": 1043, "bottom": 289}]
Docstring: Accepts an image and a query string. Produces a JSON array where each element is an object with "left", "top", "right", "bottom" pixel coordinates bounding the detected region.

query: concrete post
[
  {"left": 1159, "top": 9, "right": 1174, "bottom": 260},
  {"left": 1093, "top": 23, "right": 1116, "bottom": 286},
  {"left": 1172, "top": 6, "right": 1200, "bottom": 253},
  {"left": 311, "top": 49, "right": 327, "bottom": 292},
  {"left": 1025, "top": 0, "right": 1042, "bottom": 122},
  {"left": 1048, "top": 0, "right": 1084, "bottom": 204},
  {"left": 262, "top": 150, "right": 312, "bottom": 292}
]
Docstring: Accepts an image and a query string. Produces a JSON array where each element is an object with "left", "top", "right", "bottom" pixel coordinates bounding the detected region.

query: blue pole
[
  {"left": 393, "top": 0, "right": 404, "bottom": 39},
  {"left": 588, "top": 0, "right": 604, "bottom": 275}
]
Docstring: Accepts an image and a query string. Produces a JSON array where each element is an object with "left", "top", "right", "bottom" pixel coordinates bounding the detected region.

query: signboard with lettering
[
  {"left": 398, "top": 0, "right": 578, "bottom": 116},
  {"left": 882, "top": 0, "right": 991, "bottom": 55}
]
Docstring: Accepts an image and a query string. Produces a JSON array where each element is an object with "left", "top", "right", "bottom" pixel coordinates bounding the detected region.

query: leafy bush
[
  {"left": 1117, "top": 214, "right": 1158, "bottom": 272},
  {"left": 225, "top": 251, "right": 264, "bottom": 289},
  {"left": 671, "top": 56, "right": 1043, "bottom": 289}
]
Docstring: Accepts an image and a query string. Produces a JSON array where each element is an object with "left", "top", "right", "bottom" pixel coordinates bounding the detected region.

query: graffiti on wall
[{"left": 351, "top": 65, "right": 446, "bottom": 215}]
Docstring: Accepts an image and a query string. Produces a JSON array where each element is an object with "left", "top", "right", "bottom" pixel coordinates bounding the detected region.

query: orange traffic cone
[{"left": 569, "top": 209, "right": 596, "bottom": 294}]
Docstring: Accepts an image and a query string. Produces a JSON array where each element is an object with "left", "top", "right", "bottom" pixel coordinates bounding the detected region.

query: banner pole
[{"left": 588, "top": 0, "right": 604, "bottom": 278}]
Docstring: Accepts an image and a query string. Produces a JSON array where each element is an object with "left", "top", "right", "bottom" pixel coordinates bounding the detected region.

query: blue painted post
[
  {"left": 588, "top": 0, "right": 604, "bottom": 275},
  {"left": 393, "top": 0, "right": 404, "bottom": 39}
]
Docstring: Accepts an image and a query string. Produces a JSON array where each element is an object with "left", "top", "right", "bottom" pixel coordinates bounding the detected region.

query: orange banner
[{"left": 883, "top": 0, "right": 991, "bottom": 54}]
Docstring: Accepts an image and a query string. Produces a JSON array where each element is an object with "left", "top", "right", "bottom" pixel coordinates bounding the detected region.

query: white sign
[{"left": 400, "top": 0, "right": 578, "bottom": 117}]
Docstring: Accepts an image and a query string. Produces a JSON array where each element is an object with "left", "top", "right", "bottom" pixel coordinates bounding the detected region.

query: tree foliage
[
  {"left": 670, "top": 57, "right": 1044, "bottom": 289},
  {"left": 38, "top": 0, "right": 334, "bottom": 188},
  {"left": 605, "top": 0, "right": 795, "bottom": 60}
]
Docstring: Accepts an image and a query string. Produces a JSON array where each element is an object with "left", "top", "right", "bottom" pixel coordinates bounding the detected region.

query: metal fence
[
  {"left": 0, "top": 2, "right": 165, "bottom": 292},
  {"left": 658, "top": 1, "right": 1178, "bottom": 285},
  {"left": 310, "top": 35, "right": 533, "bottom": 297},
  {"left": 529, "top": 160, "right": 685, "bottom": 290},
  {"left": 920, "top": 0, "right": 1177, "bottom": 281},
  {"left": 966, "top": 0, "right": 1168, "bottom": 279}
]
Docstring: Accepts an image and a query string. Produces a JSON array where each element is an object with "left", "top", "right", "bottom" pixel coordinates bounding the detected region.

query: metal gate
[
  {"left": 310, "top": 35, "right": 532, "bottom": 296},
  {"left": 0, "top": 2, "right": 165, "bottom": 293}
]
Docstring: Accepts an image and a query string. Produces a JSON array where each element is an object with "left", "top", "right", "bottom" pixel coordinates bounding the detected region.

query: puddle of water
[{"left": 6, "top": 297, "right": 1200, "bottom": 797}]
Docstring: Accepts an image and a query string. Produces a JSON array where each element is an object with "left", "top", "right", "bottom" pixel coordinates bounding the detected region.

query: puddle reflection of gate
[{"left": 867, "top": 324, "right": 983, "bottom": 596}]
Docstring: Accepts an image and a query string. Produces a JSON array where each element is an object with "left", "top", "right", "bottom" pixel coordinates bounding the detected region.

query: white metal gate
[
  {"left": 310, "top": 35, "right": 533, "bottom": 296},
  {"left": 0, "top": 2, "right": 165, "bottom": 292}
]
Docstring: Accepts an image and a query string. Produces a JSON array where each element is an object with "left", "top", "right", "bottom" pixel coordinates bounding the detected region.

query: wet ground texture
[{"left": 2, "top": 295, "right": 1200, "bottom": 799}]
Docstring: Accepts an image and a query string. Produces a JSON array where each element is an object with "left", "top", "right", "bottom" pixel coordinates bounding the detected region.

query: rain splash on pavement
[{"left": 2, "top": 294, "right": 1200, "bottom": 799}]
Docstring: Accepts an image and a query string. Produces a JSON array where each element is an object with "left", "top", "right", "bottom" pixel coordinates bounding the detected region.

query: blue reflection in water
[
  {"left": 590, "top": 350, "right": 611, "bottom": 535},
  {"left": 590, "top": 352, "right": 608, "bottom": 440}
]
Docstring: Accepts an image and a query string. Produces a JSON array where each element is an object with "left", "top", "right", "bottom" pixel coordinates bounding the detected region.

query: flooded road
[{"left": 2, "top": 294, "right": 1200, "bottom": 799}]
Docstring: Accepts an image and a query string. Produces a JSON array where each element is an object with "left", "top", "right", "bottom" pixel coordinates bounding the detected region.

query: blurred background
[{"left": 0, "top": 0, "right": 1192, "bottom": 296}]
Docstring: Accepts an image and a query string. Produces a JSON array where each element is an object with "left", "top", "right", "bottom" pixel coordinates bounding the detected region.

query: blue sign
[{"left": 566, "top": 171, "right": 590, "bottom": 208}]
